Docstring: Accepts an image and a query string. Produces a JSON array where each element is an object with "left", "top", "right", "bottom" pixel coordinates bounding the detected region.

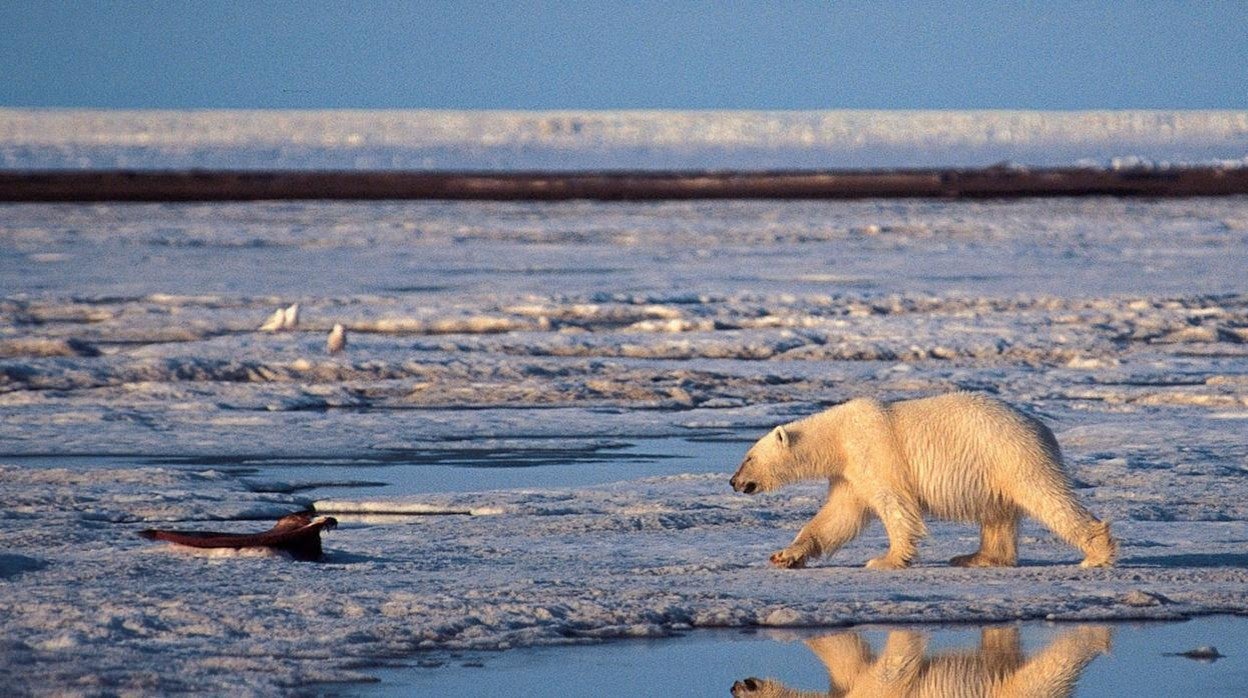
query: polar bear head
[{"left": 730, "top": 426, "right": 793, "bottom": 494}]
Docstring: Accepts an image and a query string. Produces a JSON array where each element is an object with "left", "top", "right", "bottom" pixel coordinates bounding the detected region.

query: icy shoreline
[{"left": 3, "top": 461, "right": 1247, "bottom": 694}]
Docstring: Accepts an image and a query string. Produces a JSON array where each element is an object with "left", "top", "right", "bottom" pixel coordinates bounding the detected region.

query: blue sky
[{"left": 2, "top": 1, "right": 1245, "bottom": 110}]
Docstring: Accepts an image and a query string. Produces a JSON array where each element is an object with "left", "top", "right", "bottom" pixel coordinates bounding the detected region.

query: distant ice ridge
[{"left": 1, "top": 109, "right": 1246, "bottom": 170}]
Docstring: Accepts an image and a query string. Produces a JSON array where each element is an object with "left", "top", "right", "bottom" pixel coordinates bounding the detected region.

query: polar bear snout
[
  {"left": 730, "top": 470, "right": 759, "bottom": 494},
  {"left": 731, "top": 454, "right": 766, "bottom": 494},
  {"left": 731, "top": 677, "right": 764, "bottom": 695}
]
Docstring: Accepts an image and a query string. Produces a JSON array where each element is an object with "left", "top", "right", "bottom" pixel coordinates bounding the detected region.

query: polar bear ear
[{"left": 774, "top": 426, "right": 791, "bottom": 448}]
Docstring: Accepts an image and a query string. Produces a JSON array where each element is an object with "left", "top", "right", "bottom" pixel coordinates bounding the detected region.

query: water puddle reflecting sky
[{"left": 360, "top": 617, "right": 1248, "bottom": 697}]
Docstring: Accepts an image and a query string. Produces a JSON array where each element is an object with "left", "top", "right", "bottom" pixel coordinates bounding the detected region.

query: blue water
[
  {"left": 359, "top": 617, "right": 1248, "bottom": 697},
  {"left": 2, "top": 435, "right": 755, "bottom": 499}
]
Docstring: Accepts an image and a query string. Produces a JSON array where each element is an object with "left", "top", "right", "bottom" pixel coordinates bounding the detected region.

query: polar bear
[{"left": 729, "top": 392, "right": 1115, "bottom": 569}]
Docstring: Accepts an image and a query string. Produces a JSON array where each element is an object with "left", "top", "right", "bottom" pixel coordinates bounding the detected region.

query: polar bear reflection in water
[{"left": 731, "top": 624, "right": 1111, "bottom": 698}]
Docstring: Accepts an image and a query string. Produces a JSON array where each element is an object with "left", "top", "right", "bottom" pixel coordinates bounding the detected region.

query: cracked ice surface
[{"left": 2, "top": 196, "right": 1248, "bottom": 694}]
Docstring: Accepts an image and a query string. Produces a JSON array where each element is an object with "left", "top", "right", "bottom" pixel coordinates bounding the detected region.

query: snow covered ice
[{"left": 2, "top": 111, "right": 1248, "bottom": 694}]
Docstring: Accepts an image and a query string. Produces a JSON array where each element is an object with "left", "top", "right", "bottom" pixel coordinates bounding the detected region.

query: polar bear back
[{"left": 884, "top": 392, "right": 1066, "bottom": 522}]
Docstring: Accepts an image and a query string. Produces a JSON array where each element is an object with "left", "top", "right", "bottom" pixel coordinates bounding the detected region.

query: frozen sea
[{"left": 2, "top": 110, "right": 1248, "bottom": 695}]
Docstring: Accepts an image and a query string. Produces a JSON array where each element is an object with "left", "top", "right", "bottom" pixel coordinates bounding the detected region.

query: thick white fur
[{"left": 730, "top": 392, "right": 1116, "bottom": 569}]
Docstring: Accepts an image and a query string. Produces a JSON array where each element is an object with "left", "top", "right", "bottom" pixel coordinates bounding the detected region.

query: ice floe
[{"left": 2, "top": 195, "right": 1247, "bottom": 693}]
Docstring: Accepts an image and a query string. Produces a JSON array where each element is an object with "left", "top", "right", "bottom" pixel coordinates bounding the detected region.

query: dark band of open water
[{"left": 3, "top": 166, "right": 1248, "bottom": 201}]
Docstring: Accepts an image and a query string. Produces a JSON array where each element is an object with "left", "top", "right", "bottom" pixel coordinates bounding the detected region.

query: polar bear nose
[
  {"left": 730, "top": 474, "right": 758, "bottom": 494},
  {"left": 732, "top": 677, "right": 763, "bottom": 695}
]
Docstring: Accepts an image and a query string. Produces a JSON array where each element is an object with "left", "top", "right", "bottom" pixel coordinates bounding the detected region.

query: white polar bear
[{"left": 729, "top": 392, "right": 1116, "bottom": 569}]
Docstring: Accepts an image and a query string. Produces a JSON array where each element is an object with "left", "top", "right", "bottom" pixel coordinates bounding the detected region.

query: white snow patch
[{"left": 313, "top": 500, "right": 505, "bottom": 517}]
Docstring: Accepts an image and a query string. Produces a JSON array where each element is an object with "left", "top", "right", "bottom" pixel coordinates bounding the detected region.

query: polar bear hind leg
[
  {"left": 985, "top": 410, "right": 1116, "bottom": 568},
  {"left": 1011, "top": 473, "right": 1116, "bottom": 567}
]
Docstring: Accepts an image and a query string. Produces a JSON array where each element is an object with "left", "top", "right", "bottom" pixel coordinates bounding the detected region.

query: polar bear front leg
[{"left": 771, "top": 482, "right": 869, "bottom": 568}]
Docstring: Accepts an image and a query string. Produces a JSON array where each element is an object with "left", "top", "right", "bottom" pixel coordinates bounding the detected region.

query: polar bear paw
[
  {"left": 865, "top": 555, "right": 910, "bottom": 570},
  {"left": 769, "top": 549, "right": 807, "bottom": 569},
  {"left": 950, "top": 552, "right": 1014, "bottom": 568},
  {"left": 1078, "top": 523, "right": 1117, "bottom": 568}
]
